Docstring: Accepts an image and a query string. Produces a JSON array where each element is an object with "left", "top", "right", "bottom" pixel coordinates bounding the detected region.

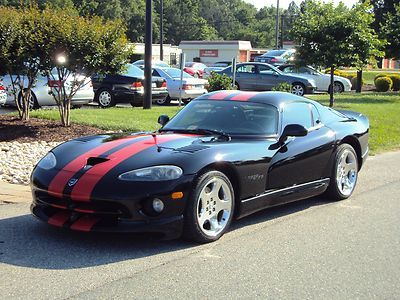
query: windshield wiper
[{"left": 159, "top": 128, "right": 231, "bottom": 141}]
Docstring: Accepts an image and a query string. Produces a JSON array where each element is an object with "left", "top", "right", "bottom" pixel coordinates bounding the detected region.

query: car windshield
[
  {"left": 120, "top": 64, "right": 144, "bottom": 77},
  {"left": 263, "top": 50, "right": 286, "bottom": 57},
  {"left": 162, "top": 100, "right": 279, "bottom": 136},
  {"left": 161, "top": 68, "right": 192, "bottom": 79}
]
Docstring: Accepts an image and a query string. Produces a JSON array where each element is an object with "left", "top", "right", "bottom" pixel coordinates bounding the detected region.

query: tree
[
  {"left": 39, "top": 8, "right": 131, "bottom": 126},
  {"left": 0, "top": 6, "right": 54, "bottom": 121},
  {"left": 292, "top": 1, "right": 383, "bottom": 106},
  {"left": 381, "top": 4, "right": 400, "bottom": 59}
]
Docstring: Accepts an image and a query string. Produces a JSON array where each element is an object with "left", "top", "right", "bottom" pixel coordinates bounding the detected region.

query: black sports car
[
  {"left": 92, "top": 64, "right": 168, "bottom": 108},
  {"left": 31, "top": 91, "right": 369, "bottom": 243}
]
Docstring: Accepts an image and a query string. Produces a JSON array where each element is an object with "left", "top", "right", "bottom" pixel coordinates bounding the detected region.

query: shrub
[
  {"left": 207, "top": 72, "right": 235, "bottom": 92},
  {"left": 374, "top": 73, "right": 390, "bottom": 84},
  {"left": 272, "top": 82, "right": 292, "bottom": 92},
  {"left": 388, "top": 74, "right": 400, "bottom": 91},
  {"left": 375, "top": 76, "right": 393, "bottom": 92}
]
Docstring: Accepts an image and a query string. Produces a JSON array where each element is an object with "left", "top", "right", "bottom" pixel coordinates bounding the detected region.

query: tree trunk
[
  {"left": 329, "top": 66, "right": 334, "bottom": 107},
  {"left": 356, "top": 69, "right": 362, "bottom": 93}
]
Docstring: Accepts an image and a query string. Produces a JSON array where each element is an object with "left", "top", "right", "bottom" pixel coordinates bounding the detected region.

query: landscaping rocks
[{"left": 0, "top": 141, "right": 61, "bottom": 185}]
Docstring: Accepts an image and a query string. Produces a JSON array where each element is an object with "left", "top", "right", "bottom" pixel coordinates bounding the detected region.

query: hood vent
[
  {"left": 86, "top": 157, "right": 109, "bottom": 167},
  {"left": 175, "top": 145, "right": 210, "bottom": 153}
]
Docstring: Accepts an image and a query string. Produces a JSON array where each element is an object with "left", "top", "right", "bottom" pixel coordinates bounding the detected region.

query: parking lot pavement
[
  {"left": 0, "top": 152, "right": 399, "bottom": 299},
  {"left": 0, "top": 106, "right": 15, "bottom": 115}
]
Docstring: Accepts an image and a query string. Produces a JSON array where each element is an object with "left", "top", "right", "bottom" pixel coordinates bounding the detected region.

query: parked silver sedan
[{"left": 2, "top": 72, "right": 94, "bottom": 109}]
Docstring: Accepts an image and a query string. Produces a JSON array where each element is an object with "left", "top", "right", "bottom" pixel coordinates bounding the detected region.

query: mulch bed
[{"left": 0, "top": 115, "right": 106, "bottom": 143}]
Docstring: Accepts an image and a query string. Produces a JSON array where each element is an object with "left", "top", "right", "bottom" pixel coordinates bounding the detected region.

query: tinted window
[
  {"left": 163, "top": 100, "right": 279, "bottom": 135},
  {"left": 162, "top": 68, "right": 192, "bottom": 78},
  {"left": 152, "top": 69, "right": 161, "bottom": 77},
  {"left": 265, "top": 50, "right": 286, "bottom": 56},
  {"left": 120, "top": 64, "right": 144, "bottom": 77},
  {"left": 282, "top": 102, "right": 312, "bottom": 129},
  {"left": 236, "top": 65, "right": 256, "bottom": 74},
  {"left": 258, "top": 64, "right": 276, "bottom": 75}
]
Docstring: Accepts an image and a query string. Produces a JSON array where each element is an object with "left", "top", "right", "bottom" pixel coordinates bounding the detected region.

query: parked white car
[
  {"left": 152, "top": 67, "right": 208, "bottom": 105},
  {"left": 2, "top": 72, "right": 94, "bottom": 109},
  {"left": 0, "top": 81, "right": 7, "bottom": 106},
  {"left": 278, "top": 65, "right": 352, "bottom": 93}
]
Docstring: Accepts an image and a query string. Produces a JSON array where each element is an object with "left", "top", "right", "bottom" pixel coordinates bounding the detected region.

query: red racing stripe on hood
[
  {"left": 48, "top": 136, "right": 142, "bottom": 198},
  {"left": 70, "top": 134, "right": 189, "bottom": 202},
  {"left": 230, "top": 92, "right": 258, "bottom": 101}
]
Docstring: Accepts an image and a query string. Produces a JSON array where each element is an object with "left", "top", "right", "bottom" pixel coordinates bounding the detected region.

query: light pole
[
  {"left": 275, "top": 0, "right": 280, "bottom": 49},
  {"left": 160, "top": 0, "right": 164, "bottom": 61},
  {"left": 144, "top": 0, "right": 152, "bottom": 109}
]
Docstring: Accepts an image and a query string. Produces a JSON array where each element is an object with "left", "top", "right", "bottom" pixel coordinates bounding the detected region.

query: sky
[{"left": 243, "top": 0, "right": 357, "bottom": 9}]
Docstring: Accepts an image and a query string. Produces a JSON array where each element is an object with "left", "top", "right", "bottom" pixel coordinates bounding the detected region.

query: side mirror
[
  {"left": 158, "top": 115, "right": 170, "bottom": 126},
  {"left": 273, "top": 72, "right": 279, "bottom": 77},
  {"left": 279, "top": 124, "right": 308, "bottom": 144}
]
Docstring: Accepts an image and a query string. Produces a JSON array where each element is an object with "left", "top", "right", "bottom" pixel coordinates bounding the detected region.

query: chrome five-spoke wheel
[
  {"left": 196, "top": 176, "right": 233, "bottom": 237},
  {"left": 325, "top": 143, "right": 359, "bottom": 201},
  {"left": 184, "top": 170, "right": 235, "bottom": 243},
  {"left": 336, "top": 148, "right": 357, "bottom": 196}
]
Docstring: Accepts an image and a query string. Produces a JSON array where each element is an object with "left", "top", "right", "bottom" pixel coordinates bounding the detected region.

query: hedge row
[{"left": 374, "top": 73, "right": 400, "bottom": 91}]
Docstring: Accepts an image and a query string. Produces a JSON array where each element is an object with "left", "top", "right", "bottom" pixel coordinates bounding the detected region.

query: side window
[
  {"left": 310, "top": 104, "right": 321, "bottom": 126},
  {"left": 282, "top": 66, "right": 295, "bottom": 73},
  {"left": 298, "top": 67, "right": 312, "bottom": 74},
  {"left": 237, "top": 65, "right": 256, "bottom": 74},
  {"left": 258, "top": 64, "right": 275, "bottom": 75},
  {"left": 282, "top": 102, "right": 312, "bottom": 129},
  {"left": 152, "top": 69, "right": 161, "bottom": 77}
]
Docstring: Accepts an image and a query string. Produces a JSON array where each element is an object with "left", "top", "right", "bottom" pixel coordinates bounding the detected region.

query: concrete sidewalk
[{"left": 0, "top": 181, "right": 31, "bottom": 204}]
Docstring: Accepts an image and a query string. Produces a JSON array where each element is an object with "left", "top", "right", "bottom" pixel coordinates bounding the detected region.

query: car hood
[{"left": 50, "top": 132, "right": 277, "bottom": 175}]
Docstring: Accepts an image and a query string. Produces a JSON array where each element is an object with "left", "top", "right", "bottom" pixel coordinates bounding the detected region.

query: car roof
[{"left": 196, "top": 90, "right": 320, "bottom": 108}]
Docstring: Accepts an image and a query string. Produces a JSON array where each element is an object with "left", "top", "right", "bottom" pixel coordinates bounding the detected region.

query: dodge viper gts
[{"left": 31, "top": 90, "right": 369, "bottom": 243}]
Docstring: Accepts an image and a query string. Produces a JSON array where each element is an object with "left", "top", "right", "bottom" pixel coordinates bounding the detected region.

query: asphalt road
[{"left": 1, "top": 151, "right": 399, "bottom": 299}]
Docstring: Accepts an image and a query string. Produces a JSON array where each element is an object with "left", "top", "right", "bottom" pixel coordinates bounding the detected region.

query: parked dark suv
[{"left": 92, "top": 64, "right": 168, "bottom": 108}]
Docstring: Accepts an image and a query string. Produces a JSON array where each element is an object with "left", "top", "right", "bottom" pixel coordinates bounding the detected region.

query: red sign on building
[{"left": 200, "top": 49, "right": 219, "bottom": 57}]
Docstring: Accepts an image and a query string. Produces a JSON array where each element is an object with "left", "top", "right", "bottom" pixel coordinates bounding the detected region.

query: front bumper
[
  {"left": 30, "top": 174, "right": 195, "bottom": 239},
  {"left": 31, "top": 203, "right": 184, "bottom": 239}
]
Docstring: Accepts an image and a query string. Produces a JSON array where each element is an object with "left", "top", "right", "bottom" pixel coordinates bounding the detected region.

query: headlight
[
  {"left": 37, "top": 152, "right": 57, "bottom": 170},
  {"left": 118, "top": 165, "right": 183, "bottom": 181}
]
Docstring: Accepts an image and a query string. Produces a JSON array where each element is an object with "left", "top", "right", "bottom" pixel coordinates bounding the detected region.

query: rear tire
[
  {"left": 95, "top": 88, "right": 115, "bottom": 108},
  {"left": 155, "top": 96, "right": 171, "bottom": 106},
  {"left": 18, "top": 90, "right": 39, "bottom": 110},
  {"left": 235, "top": 82, "right": 240, "bottom": 90},
  {"left": 325, "top": 143, "right": 358, "bottom": 201},
  {"left": 183, "top": 170, "right": 235, "bottom": 243}
]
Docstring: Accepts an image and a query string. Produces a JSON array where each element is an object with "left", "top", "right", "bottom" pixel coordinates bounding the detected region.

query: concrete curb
[{"left": 0, "top": 181, "right": 31, "bottom": 204}]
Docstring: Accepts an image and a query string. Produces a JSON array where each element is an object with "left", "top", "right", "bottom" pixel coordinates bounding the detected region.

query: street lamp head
[{"left": 56, "top": 54, "right": 67, "bottom": 65}]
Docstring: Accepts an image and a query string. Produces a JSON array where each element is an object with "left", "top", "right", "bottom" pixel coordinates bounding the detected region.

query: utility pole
[
  {"left": 144, "top": 0, "right": 152, "bottom": 109},
  {"left": 275, "top": 0, "right": 280, "bottom": 49},
  {"left": 160, "top": 0, "right": 164, "bottom": 61}
]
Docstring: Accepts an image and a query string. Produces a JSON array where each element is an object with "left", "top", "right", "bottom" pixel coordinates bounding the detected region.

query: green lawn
[
  {"left": 308, "top": 92, "right": 400, "bottom": 154},
  {"left": 341, "top": 69, "right": 400, "bottom": 85},
  {"left": 30, "top": 106, "right": 182, "bottom": 132},
  {"left": 29, "top": 92, "right": 400, "bottom": 154}
]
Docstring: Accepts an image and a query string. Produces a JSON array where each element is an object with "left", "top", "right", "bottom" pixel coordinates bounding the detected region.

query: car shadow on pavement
[{"left": 0, "top": 196, "right": 330, "bottom": 270}]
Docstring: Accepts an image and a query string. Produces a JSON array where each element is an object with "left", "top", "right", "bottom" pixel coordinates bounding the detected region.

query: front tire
[
  {"left": 292, "top": 83, "right": 305, "bottom": 96},
  {"left": 325, "top": 144, "right": 358, "bottom": 201},
  {"left": 183, "top": 171, "right": 235, "bottom": 243},
  {"left": 95, "top": 88, "right": 115, "bottom": 108}
]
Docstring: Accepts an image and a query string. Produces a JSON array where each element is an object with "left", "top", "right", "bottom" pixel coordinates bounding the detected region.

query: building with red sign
[{"left": 179, "top": 40, "right": 253, "bottom": 64}]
